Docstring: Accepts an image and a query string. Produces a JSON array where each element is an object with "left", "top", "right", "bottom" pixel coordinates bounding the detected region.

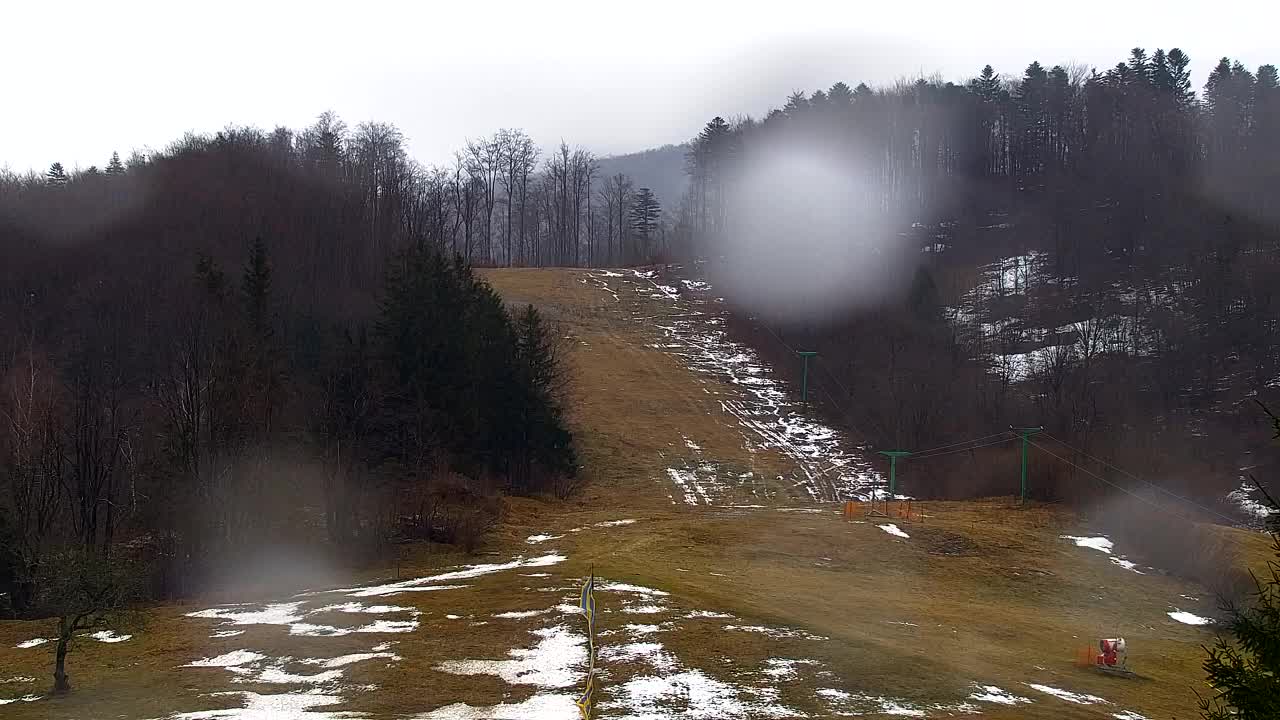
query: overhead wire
[
  {"left": 1037, "top": 431, "right": 1241, "bottom": 525},
  {"left": 911, "top": 434, "right": 1018, "bottom": 461},
  {"left": 1027, "top": 439, "right": 1202, "bottom": 523}
]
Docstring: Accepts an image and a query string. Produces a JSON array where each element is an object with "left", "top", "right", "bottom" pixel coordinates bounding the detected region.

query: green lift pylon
[
  {"left": 797, "top": 351, "right": 817, "bottom": 403},
  {"left": 1011, "top": 426, "right": 1043, "bottom": 505},
  {"left": 877, "top": 450, "right": 911, "bottom": 496}
]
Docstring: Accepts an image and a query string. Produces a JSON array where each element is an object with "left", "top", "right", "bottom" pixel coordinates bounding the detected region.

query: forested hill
[
  {"left": 596, "top": 143, "right": 690, "bottom": 211},
  {"left": 672, "top": 49, "right": 1280, "bottom": 513}
]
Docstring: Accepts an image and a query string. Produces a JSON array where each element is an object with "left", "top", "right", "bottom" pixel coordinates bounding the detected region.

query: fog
[{"left": 3, "top": 0, "right": 1275, "bottom": 173}]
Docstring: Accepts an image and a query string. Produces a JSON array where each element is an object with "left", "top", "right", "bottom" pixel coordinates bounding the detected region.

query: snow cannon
[{"left": 1094, "top": 638, "right": 1133, "bottom": 675}]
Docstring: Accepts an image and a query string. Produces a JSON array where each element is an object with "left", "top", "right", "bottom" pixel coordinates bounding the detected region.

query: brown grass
[{"left": 0, "top": 266, "right": 1270, "bottom": 719}]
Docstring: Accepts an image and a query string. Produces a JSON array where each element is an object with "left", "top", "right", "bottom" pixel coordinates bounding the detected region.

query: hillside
[
  {"left": 596, "top": 144, "right": 689, "bottom": 212},
  {"left": 0, "top": 266, "right": 1272, "bottom": 719}
]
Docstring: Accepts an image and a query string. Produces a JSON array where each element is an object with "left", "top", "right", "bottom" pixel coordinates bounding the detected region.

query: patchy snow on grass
[
  {"left": 621, "top": 270, "right": 878, "bottom": 503},
  {"left": 879, "top": 523, "right": 910, "bottom": 539},
  {"left": 1, "top": 677, "right": 36, "bottom": 683},
  {"left": 1168, "top": 610, "right": 1214, "bottom": 625},
  {"left": 187, "top": 602, "right": 307, "bottom": 627},
  {"left": 305, "top": 651, "right": 401, "bottom": 668},
  {"left": 436, "top": 624, "right": 587, "bottom": 689},
  {"left": 1227, "top": 479, "right": 1276, "bottom": 523},
  {"left": 417, "top": 693, "right": 579, "bottom": 720},
  {"left": 312, "top": 602, "right": 414, "bottom": 615},
  {"left": 1112, "top": 711, "right": 1149, "bottom": 720},
  {"left": 761, "top": 658, "right": 820, "bottom": 681},
  {"left": 599, "top": 582, "right": 670, "bottom": 597},
  {"left": 1026, "top": 683, "right": 1109, "bottom": 704},
  {"left": 14, "top": 638, "right": 49, "bottom": 648},
  {"left": 253, "top": 667, "right": 344, "bottom": 685},
  {"left": 162, "top": 690, "right": 363, "bottom": 719},
  {"left": 211, "top": 630, "right": 245, "bottom": 638},
  {"left": 1061, "top": 535, "right": 1114, "bottom": 553},
  {"left": 624, "top": 623, "right": 662, "bottom": 634},
  {"left": 594, "top": 519, "right": 637, "bottom": 527},
  {"left": 600, "top": 642, "right": 679, "bottom": 672},
  {"left": 493, "top": 609, "right": 551, "bottom": 619},
  {"left": 340, "top": 553, "right": 565, "bottom": 597},
  {"left": 354, "top": 619, "right": 418, "bottom": 633},
  {"left": 1110, "top": 557, "right": 1143, "bottom": 573},
  {"left": 0, "top": 695, "right": 41, "bottom": 705},
  {"left": 816, "top": 689, "right": 926, "bottom": 717},
  {"left": 969, "top": 685, "right": 1033, "bottom": 705},
  {"left": 526, "top": 534, "right": 564, "bottom": 544},
  {"left": 88, "top": 630, "right": 132, "bottom": 643},
  {"left": 622, "top": 604, "right": 666, "bottom": 614},
  {"left": 724, "top": 625, "right": 828, "bottom": 641},
  {"left": 184, "top": 650, "right": 269, "bottom": 668},
  {"left": 685, "top": 610, "right": 734, "bottom": 619},
  {"left": 606, "top": 669, "right": 799, "bottom": 720}
]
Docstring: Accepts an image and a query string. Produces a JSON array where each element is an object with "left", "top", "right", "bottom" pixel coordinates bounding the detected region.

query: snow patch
[
  {"left": 88, "top": 630, "right": 132, "bottom": 643},
  {"left": 339, "top": 553, "right": 564, "bottom": 597},
  {"left": 598, "top": 582, "right": 670, "bottom": 597},
  {"left": 879, "top": 523, "right": 910, "bottom": 539},
  {"left": 0, "top": 695, "right": 40, "bottom": 705},
  {"left": 162, "top": 691, "right": 361, "bottom": 719},
  {"left": 436, "top": 624, "right": 586, "bottom": 689},
  {"left": 14, "top": 638, "right": 49, "bottom": 648},
  {"left": 493, "top": 609, "right": 551, "bottom": 619},
  {"left": 1167, "top": 610, "right": 1214, "bottom": 625},
  {"left": 1026, "top": 683, "right": 1109, "bottom": 704},
  {"left": 724, "top": 625, "right": 828, "bottom": 641},
  {"left": 184, "top": 650, "right": 269, "bottom": 668},
  {"left": 526, "top": 534, "right": 563, "bottom": 544},
  {"left": 605, "top": 669, "right": 798, "bottom": 719},
  {"left": 969, "top": 685, "right": 1033, "bottom": 705},
  {"left": 622, "top": 604, "right": 666, "bottom": 614},
  {"left": 1061, "top": 535, "right": 1114, "bottom": 553}
]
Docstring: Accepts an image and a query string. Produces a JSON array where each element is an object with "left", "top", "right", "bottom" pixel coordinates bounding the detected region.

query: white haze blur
[{"left": 711, "top": 139, "right": 909, "bottom": 324}]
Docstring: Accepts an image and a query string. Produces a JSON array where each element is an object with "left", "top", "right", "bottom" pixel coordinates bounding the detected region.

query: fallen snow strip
[
  {"left": 968, "top": 684, "right": 1033, "bottom": 705},
  {"left": 1026, "top": 683, "right": 1109, "bottom": 704}
]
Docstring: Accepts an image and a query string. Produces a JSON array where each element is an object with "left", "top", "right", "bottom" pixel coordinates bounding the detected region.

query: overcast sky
[{"left": 3, "top": 0, "right": 1274, "bottom": 174}]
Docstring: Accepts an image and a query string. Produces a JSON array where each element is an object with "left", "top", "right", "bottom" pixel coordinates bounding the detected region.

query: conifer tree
[{"left": 1199, "top": 405, "right": 1280, "bottom": 719}]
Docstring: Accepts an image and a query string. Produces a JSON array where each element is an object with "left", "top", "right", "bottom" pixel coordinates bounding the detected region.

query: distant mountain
[{"left": 596, "top": 144, "right": 690, "bottom": 212}]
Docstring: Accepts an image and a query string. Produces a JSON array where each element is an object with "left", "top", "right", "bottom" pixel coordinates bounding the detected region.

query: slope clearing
[{"left": 0, "top": 266, "right": 1270, "bottom": 719}]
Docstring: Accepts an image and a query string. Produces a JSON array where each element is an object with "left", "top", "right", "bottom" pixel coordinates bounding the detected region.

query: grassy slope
[{"left": 0, "top": 267, "right": 1271, "bottom": 719}]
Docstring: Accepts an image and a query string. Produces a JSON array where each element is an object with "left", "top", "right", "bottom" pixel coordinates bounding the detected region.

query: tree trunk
[{"left": 53, "top": 619, "right": 71, "bottom": 695}]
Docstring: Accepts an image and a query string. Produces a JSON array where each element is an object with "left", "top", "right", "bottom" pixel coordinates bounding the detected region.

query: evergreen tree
[
  {"left": 827, "top": 81, "right": 854, "bottom": 108},
  {"left": 241, "top": 237, "right": 273, "bottom": 341},
  {"left": 45, "top": 162, "right": 68, "bottom": 187},
  {"left": 105, "top": 151, "right": 125, "bottom": 177},
  {"left": 629, "top": 188, "right": 661, "bottom": 247},
  {"left": 1199, "top": 405, "right": 1280, "bottom": 719},
  {"left": 783, "top": 90, "right": 810, "bottom": 117}
]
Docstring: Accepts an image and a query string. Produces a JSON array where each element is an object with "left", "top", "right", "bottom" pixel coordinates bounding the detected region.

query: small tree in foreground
[
  {"left": 28, "top": 549, "right": 145, "bottom": 695},
  {"left": 1198, "top": 402, "right": 1280, "bottom": 719}
]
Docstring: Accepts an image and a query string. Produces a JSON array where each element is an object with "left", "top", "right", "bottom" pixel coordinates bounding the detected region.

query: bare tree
[
  {"left": 464, "top": 134, "right": 502, "bottom": 263},
  {"left": 498, "top": 130, "right": 538, "bottom": 266}
]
